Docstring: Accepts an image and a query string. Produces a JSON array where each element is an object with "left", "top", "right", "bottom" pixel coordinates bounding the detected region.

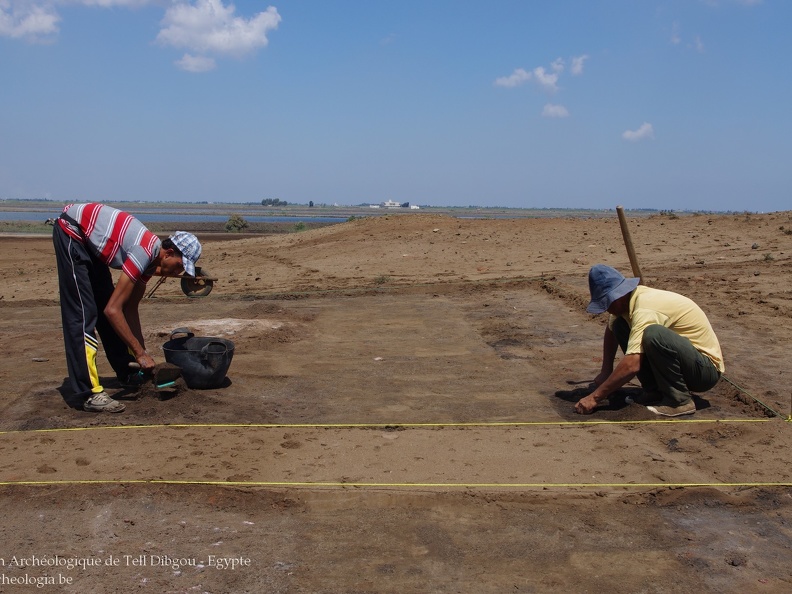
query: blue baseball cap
[
  {"left": 169, "top": 231, "right": 201, "bottom": 277},
  {"left": 586, "top": 264, "right": 640, "bottom": 314}
]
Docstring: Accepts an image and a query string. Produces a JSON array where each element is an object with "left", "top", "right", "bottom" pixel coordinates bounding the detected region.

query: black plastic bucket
[{"left": 162, "top": 328, "right": 235, "bottom": 389}]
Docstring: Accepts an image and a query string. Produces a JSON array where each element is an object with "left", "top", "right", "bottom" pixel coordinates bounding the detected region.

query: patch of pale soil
[{"left": 151, "top": 318, "right": 285, "bottom": 338}]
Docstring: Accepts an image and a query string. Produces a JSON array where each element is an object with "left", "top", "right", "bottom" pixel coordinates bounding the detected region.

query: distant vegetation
[
  {"left": 0, "top": 218, "right": 334, "bottom": 236},
  {"left": 224, "top": 214, "right": 249, "bottom": 232},
  {"left": 1, "top": 198, "right": 782, "bottom": 239},
  {"left": 0, "top": 221, "right": 52, "bottom": 234}
]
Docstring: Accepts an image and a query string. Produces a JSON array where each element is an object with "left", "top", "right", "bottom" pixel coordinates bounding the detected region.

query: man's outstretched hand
[{"left": 575, "top": 394, "right": 599, "bottom": 414}]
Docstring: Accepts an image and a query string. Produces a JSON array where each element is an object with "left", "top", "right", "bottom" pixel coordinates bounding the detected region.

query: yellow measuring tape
[
  {"left": 0, "top": 417, "right": 773, "bottom": 436},
  {"left": 0, "top": 419, "right": 784, "bottom": 489},
  {"left": 1, "top": 479, "right": 790, "bottom": 488}
]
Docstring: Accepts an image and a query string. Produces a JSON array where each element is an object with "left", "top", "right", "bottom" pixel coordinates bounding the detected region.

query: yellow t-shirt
[{"left": 610, "top": 285, "right": 725, "bottom": 373}]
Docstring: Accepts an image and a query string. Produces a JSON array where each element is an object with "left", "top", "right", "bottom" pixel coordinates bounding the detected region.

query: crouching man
[
  {"left": 54, "top": 203, "right": 201, "bottom": 413},
  {"left": 575, "top": 264, "right": 724, "bottom": 417}
]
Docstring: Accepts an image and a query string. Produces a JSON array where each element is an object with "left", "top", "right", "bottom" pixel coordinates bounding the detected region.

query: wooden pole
[{"left": 616, "top": 205, "right": 644, "bottom": 282}]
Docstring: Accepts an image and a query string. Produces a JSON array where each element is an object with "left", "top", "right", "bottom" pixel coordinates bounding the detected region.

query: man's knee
[{"left": 641, "top": 324, "right": 668, "bottom": 353}]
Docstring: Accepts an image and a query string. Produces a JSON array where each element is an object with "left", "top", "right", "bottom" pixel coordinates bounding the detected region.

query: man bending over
[{"left": 54, "top": 202, "right": 201, "bottom": 413}]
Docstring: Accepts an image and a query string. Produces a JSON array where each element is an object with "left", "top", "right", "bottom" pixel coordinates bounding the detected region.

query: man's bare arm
[
  {"left": 104, "top": 275, "right": 155, "bottom": 370},
  {"left": 591, "top": 323, "right": 619, "bottom": 388},
  {"left": 575, "top": 353, "right": 641, "bottom": 414},
  {"left": 123, "top": 281, "right": 147, "bottom": 348}
]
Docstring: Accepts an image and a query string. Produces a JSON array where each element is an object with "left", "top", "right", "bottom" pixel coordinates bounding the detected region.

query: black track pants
[{"left": 53, "top": 226, "right": 133, "bottom": 400}]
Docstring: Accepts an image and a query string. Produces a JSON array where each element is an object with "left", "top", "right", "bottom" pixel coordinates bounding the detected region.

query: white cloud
[
  {"left": 497, "top": 57, "right": 587, "bottom": 89},
  {"left": 157, "top": 0, "right": 281, "bottom": 58},
  {"left": 570, "top": 54, "right": 589, "bottom": 75},
  {"left": 532, "top": 66, "right": 559, "bottom": 92},
  {"left": 670, "top": 21, "right": 681, "bottom": 45},
  {"left": 1, "top": 0, "right": 280, "bottom": 70},
  {"left": 176, "top": 53, "right": 216, "bottom": 72},
  {"left": 0, "top": 0, "right": 60, "bottom": 41},
  {"left": 494, "top": 68, "right": 532, "bottom": 88},
  {"left": 622, "top": 122, "right": 655, "bottom": 142},
  {"left": 75, "top": 0, "right": 155, "bottom": 7},
  {"left": 670, "top": 22, "right": 705, "bottom": 52},
  {"left": 542, "top": 103, "right": 569, "bottom": 118},
  {"left": 702, "top": 0, "right": 762, "bottom": 5},
  {"left": 692, "top": 35, "right": 704, "bottom": 52}
]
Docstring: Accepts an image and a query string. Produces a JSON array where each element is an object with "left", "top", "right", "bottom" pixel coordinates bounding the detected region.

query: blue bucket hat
[
  {"left": 169, "top": 231, "right": 201, "bottom": 277},
  {"left": 586, "top": 264, "right": 640, "bottom": 314}
]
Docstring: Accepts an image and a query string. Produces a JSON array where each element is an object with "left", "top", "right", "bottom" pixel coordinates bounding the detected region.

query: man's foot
[
  {"left": 84, "top": 392, "right": 126, "bottom": 413},
  {"left": 646, "top": 401, "right": 696, "bottom": 417},
  {"left": 625, "top": 391, "right": 663, "bottom": 406}
]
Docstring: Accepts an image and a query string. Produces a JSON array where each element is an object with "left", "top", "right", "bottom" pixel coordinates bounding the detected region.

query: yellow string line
[
  {"left": 0, "top": 418, "right": 773, "bottom": 436},
  {"left": 720, "top": 374, "right": 786, "bottom": 419},
  {"left": 1, "top": 479, "right": 790, "bottom": 488}
]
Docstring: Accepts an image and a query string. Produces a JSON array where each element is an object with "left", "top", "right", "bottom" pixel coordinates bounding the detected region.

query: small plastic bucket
[{"left": 162, "top": 328, "right": 235, "bottom": 389}]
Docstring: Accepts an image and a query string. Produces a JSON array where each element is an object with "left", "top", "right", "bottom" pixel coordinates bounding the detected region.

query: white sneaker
[
  {"left": 84, "top": 391, "right": 126, "bottom": 413},
  {"left": 646, "top": 401, "right": 696, "bottom": 417}
]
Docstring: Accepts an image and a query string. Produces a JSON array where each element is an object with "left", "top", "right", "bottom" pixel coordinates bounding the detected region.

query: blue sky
[{"left": 1, "top": 0, "right": 789, "bottom": 211}]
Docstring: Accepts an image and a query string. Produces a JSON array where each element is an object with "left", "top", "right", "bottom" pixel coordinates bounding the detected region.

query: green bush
[{"left": 225, "top": 214, "right": 249, "bottom": 232}]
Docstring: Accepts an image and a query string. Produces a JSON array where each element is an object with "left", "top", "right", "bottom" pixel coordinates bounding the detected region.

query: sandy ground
[{"left": 1, "top": 211, "right": 792, "bottom": 592}]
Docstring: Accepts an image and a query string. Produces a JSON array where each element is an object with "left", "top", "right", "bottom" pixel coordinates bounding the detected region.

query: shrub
[{"left": 225, "top": 214, "right": 249, "bottom": 232}]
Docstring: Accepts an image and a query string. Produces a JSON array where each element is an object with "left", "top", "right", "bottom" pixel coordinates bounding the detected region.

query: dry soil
[{"left": 1, "top": 211, "right": 791, "bottom": 593}]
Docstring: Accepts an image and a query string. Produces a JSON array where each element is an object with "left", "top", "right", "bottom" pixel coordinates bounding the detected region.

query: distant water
[{"left": 0, "top": 211, "right": 346, "bottom": 224}]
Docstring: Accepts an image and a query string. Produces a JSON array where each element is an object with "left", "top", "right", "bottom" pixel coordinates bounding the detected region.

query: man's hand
[
  {"left": 575, "top": 394, "right": 600, "bottom": 414},
  {"left": 576, "top": 354, "right": 641, "bottom": 415},
  {"left": 136, "top": 351, "right": 156, "bottom": 372}
]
